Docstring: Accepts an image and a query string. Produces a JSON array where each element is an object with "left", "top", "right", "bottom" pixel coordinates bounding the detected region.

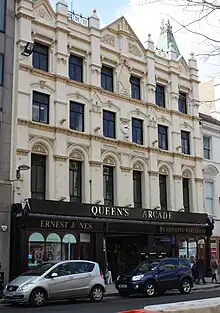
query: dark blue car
[{"left": 115, "top": 258, "right": 193, "bottom": 297}]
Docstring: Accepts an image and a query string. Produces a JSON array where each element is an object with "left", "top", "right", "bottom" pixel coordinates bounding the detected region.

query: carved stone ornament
[
  {"left": 133, "top": 162, "right": 143, "bottom": 171},
  {"left": 120, "top": 17, "right": 128, "bottom": 31},
  {"left": 39, "top": 80, "right": 46, "bottom": 89},
  {"left": 182, "top": 170, "right": 190, "bottom": 178},
  {"left": 101, "top": 34, "right": 115, "bottom": 47},
  {"left": 119, "top": 81, "right": 129, "bottom": 96},
  {"left": 32, "top": 144, "right": 47, "bottom": 155},
  {"left": 159, "top": 166, "right": 168, "bottom": 175},
  {"left": 33, "top": 8, "right": 52, "bottom": 21},
  {"left": 69, "top": 150, "right": 84, "bottom": 160},
  {"left": 103, "top": 157, "right": 115, "bottom": 166},
  {"left": 128, "top": 43, "right": 142, "bottom": 57}
]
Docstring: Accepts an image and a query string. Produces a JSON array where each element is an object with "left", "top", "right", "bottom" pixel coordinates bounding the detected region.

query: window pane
[
  {"left": 132, "top": 118, "right": 143, "bottom": 145},
  {"left": 69, "top": 55, "right": 83, "bottom": 82},
  {"left": 130, "top": 76, "right": 141, "bottom": 100},
  {"left": 32, "top": 91, "right": 49, "bottom": 124},
  {"left": 101, "top": 66, "right": 113, "bottom": 92},
  {"left": 158, "top": 125, "right": 168, "bottom": 150},
  {"left": 69, "top": 161, "right": 82, "bottom": 202},
  {"left": 70, "top": 102, "right": 84, "bottom": 132},
  {"left": 178, "top": 92, "right": 187, "bottom": 114},
  {"left": 205, "top": 181, "right": 214, "bottom": 215},
  {"left": 0, "top": 0, "right": 5, "bottom": 32},
  {"left": 103, "top": 110, "right": 115, "bottom": 138},
  {"left": 156, "top": 84, "right": 165, "bottom": 107},
  {"left": 31, "top": 154, "right": 46, "bottom": 199},
  {"left": 159, "top": 174, "right": 167, "bottom": 210},
  {"left": 103, "top": 166, "right": 114, "bottom": 205},
  {"left": 133, "top": 171, "right": 142, "bottom": 208},
  {"left": 0, "top": 54, "right": 3, "bottom": 85},
  {"left": 33, "top": 42, "right": 49, "bottom": 72}
]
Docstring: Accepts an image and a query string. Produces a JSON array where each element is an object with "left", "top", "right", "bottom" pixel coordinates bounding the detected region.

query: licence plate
[{"left": 119, "top": 284, "right": 127, "bottom": 288}]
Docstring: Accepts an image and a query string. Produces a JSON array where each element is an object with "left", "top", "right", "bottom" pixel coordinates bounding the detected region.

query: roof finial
[
  {"left": 166, "top": 19, "right": 172, "bottom": 34},
  {"left": 160, "top": 19, "right": 165, "bottom": 33}
]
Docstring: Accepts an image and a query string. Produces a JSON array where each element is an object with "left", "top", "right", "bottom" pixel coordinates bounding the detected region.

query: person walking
[
  {"left": 211, "top": 256, "right": 218, "bottom": 283},
  {"left": 196, "top": 256, "right": 206, "bottom": 285}
]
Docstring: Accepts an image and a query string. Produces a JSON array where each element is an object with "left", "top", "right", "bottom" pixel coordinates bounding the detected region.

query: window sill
[{"left": 32, "top": 119, "right": 49, "bottom": 125}]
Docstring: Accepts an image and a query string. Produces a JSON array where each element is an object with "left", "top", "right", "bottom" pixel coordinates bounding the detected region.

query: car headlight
[
  {"left": 132, "top": 275, "right": 144, "bottom": 281},
  {"left": 17, "top": 283, "right": 34, "bottom": 291}
]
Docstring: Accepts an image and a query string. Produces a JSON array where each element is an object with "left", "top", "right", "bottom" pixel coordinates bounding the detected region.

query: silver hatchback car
[{"left": 4, "top": 260, "right": 105, "bottom": 306}]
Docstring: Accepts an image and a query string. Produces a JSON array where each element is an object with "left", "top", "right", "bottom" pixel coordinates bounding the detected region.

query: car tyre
[
  {"left": 179, "top": 279, "right": 192, "bottom": 294},
  {"left": 118, "top": 291, "right": 130, "bottom": 297},
  {"left": 90, "top": 285, "right": 104, "bottom": 302},
  {"left": 143, "top": 281, "right": 156, "bottom": 297},
  {"left": 29, "top": 288, "right": 47, "bottom": 307}
]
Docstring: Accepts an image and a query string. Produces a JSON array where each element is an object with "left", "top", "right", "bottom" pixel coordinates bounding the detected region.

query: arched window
[
  {"left": 46, "top": 233, "right": 61, "bottom": 261},
  {"left": 28, "top": 232, "right": 45, "bottom": 267},
  {"left": 179, "top": 238, "right": 187, "bottom": 258},
  {"left": 62, "top": 234, "right": 77, "bottom": 260}
]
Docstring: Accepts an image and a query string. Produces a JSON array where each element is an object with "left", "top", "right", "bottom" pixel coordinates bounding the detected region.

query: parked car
[
  {"left": 4, "top": 260, "right": 105, "bottom": 306},
  {"left": 115, "top": 257, "right": 193, "bottom": 297}
]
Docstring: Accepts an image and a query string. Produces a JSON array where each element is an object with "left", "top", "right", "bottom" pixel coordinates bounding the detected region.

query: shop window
[
  {"left": 69, "top": 160, "right": 82, "bottom": 203},
  {"left": 159, "top": 174, "right": 167, "bottom": 210},
  {"left": 31, "top": 154, "right": 46, "bottom": 200},
  {"left": 179, "top": 238, "right": 187, "bottom": 258},
  {"left": 45, "top": 233, "right": 61, "bottom": 262},
  {"left": 188, "top": 238, "right": 197, "bottom": 258},
  {"left": 28, "top": 232, "right": 45, "bottom": 267},
  {"left": 62, "top": 234, "right": 77, "bottom": 260},
  {"left": 103, "top": 165, "right": 114, "bottom": 206}
]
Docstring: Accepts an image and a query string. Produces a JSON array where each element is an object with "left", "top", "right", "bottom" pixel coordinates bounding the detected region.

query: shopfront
[{"left": 10, "top": 199, "right": 213, "bottom": 280}]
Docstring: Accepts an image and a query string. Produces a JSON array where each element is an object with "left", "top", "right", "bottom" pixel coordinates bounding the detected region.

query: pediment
[
  {"left": 101, "top": 16, "right": 145, "bottom": 58},
  {"left": 178, "top": 57, "right": 189, "bottom": 77},
  {"left": 33, "top": 0, "right": 55, "bottom": 25}
]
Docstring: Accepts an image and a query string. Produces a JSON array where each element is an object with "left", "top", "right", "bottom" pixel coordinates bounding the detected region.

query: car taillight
[{"left": 100, "top": 271, "right": 103, "bottom": 278}]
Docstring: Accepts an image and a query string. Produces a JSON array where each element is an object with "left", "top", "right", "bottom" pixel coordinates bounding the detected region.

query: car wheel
[
  {"left": 90, "top": 285, "right": 104, "bottom": 302},
  {"left": 118, "top": 291, "right": 130, "bottom": 297},
  {"left": 144, "top": 281, "right": 156, "bottom": 297},
  {"left": 29, "top": 288, "right": 47, "bottom": 307},
  {"left": 179, "top": 279, "right": 191, "bottom": 294}
]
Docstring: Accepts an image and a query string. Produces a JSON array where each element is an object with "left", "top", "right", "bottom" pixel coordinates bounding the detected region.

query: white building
[
  {"left": 10, "top": 0, "right": 210, "bottom": 280},
  {"left": 200, "top": 112, "right": 220, "bottom": 258}
]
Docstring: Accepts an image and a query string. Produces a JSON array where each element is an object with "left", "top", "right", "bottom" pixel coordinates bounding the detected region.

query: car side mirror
[{"left": 51, "top": 272, "right": 58, "bottom": 279}]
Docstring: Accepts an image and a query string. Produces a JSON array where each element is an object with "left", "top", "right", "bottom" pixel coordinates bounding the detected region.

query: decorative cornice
[
  {"left": 16, "top": 148, "right": 30, "bottom": 156},
  {"left": 173, "top": 174, "right": 182, "bottom": 180},
  {"left": 89, "top": 161, "right": 102, "bottom": 167},
  {"left": 53, "top": 155, "right": 68, "bottom": 162},
  {"left": 120, "top": 166, "right": 132, "bottom": 173}
]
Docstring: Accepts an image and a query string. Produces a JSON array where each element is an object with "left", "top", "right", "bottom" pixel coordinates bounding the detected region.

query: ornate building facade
[{"left": 10, "top": 0, "right": 211, "bottom": 280}]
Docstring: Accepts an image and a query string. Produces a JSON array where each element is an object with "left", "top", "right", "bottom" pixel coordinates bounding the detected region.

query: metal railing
[{"left": 68, "top": 11, "right": 89, "bottom": 27}]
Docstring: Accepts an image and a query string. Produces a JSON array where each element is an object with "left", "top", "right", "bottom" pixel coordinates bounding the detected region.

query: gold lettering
[
  {"left": 148, "top": 211, "right": 153, "bottom": 218},
  {"left": 117, "top": 208, "right": 123, "bottom": 216},
  {"left": 124, "top": 208, "right": 129, "bottom": 216},
  {"left": 45, "top": 221, "right": 50, "bottom": 228}
]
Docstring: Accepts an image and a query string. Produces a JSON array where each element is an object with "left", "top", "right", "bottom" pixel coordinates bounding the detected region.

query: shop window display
[
  {"left": 188, "top": 238, "right": 197, "bottom": 258},
  {"left": 28, "top": 232, "right": 45, "bottom": 267},
  {"left": 179, "top": 238, "right": 187, "bottom": 257},
  {"left": 46, "top": 233, "right": 62, "bottom": 261},
  {"left": 62, "top": 234, "right": 77, "bottom": 260}
]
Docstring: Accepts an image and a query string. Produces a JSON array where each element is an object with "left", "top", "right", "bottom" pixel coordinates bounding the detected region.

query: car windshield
[
  {"left": 134, "top": 261, "right": 159, "bottom": 273},
  {"left": 20, "top": 262, "right": 56, "bottom": 276}
]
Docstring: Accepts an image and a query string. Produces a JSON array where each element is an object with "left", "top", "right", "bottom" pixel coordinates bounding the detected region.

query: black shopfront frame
[{"left": 10, "top": 199, "right": 212, "bottom": 280}]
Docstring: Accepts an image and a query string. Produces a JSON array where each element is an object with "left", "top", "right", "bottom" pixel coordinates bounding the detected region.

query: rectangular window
[
  {"left": 31, "top": 154, "right": 46, "bottom": 200},
  {"left": 0, "top": 54, "right": 3, "bottom": 85},
  {"left": 69, "top": 54, "right": 83, "bottom": 82},
  {"left": 181, "top": 131, "right": 190, "bottom": 154},
  {"left": 205, "top": 181, "right": 214, "bottom": 215},
  {"left": 32, "top": 91, "right": 49, "bottom": 124},
  {"left": 159, "top": 174, "right": 167, "bottom": 210},
  {"left": 155, "top": 84, "right": 165, "bottom": 107},
  {"left": 103, "top": 110, "right": 116, "bottom": 139},
  {"left": 0, "top": 0, "right": 5, "bottom": 32},
  {"left": 103, "top": 166, "right": 114, "bottom": 206},
  {"left": 69, "top": 161, "right": 82, "bottom": 203},
  {"left": 69, "top": 101, "right": 84, "bottom": 132},
  {"left": 158, "top": 125, "right": 168, "bottom": 150},
  {"left": 133, "top": 171, "right": 142, "bottom": 208},
  {"left": 33, "top": 42, "right": 49, "bottom": 72},
  {"left": 130, "top": 75, "right": 141, "bottom": 100},
  {"left": 182, "top": 178, "right": 190, "bottom": 212},
  {"left": 132, "top": 118, "right": 143, "bottom": 145},
  {"left": 178, "top": 92, "right": 187, "bottom": 114},
  {"left": 101, "top": 66, "right": 113, "bottom": 92},
  {"left": 203, "top": 136, "right": 211, "bottom": 159}
]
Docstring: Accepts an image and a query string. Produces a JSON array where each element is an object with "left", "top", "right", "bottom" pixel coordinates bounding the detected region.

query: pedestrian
[
  {"left": 196, "top": 256, "right": 206, "bottom": 285},
  {"left": 211, "top": 255, "right": 218, "bottom": 283},
  {"left": 192, "top": 257, "right": 198, "bottom": 282}
]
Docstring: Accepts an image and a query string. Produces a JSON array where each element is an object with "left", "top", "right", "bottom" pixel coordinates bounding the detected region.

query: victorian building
[
  {"left": 0, "top": 0, "right": 16, "bottom": 286},
  {"left": 10, "top": 0, "right": 212, "bottom": 280}
]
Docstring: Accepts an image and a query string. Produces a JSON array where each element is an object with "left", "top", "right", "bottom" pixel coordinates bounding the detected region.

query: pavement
[
  {"left": 0, "top": 278, "right": 220, "bottom": 309},
  {"left": 1, "top": 288, "right": 220, "bottom": 313}
]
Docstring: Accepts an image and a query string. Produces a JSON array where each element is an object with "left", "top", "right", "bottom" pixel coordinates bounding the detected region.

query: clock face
[{"left": 121, "top": 124, "right": 129, "bottom": 134}]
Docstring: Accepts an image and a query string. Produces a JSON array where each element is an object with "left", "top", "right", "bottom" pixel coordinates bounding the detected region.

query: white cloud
[{"left": 117, "top": 0, "right": 220, "bottom": 81}]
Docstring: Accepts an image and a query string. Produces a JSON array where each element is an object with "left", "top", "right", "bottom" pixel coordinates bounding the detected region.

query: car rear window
[{"left": 74, "top": 262, "right": 95, "bottom": 273}]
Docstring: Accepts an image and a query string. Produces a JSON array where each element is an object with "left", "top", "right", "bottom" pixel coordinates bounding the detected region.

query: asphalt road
[{"left": 1, "top": 289, "right": 220, "bottom": 313}]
